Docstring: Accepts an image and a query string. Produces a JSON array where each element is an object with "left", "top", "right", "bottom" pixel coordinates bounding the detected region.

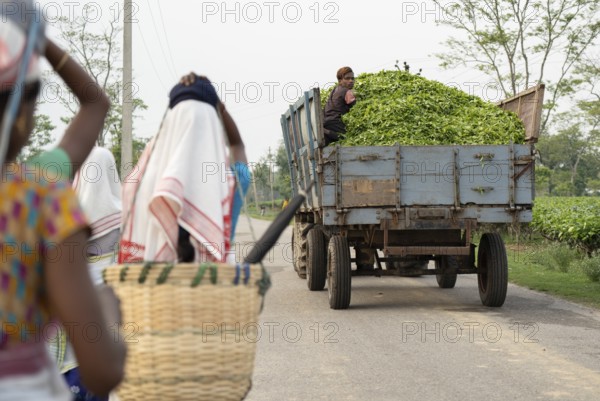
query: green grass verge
[
  {"left": 507, "top": 244, "right": 600, "bottom": 309},
  {"left": 244, "top": 212, "right": 279, "bottom": 221}
]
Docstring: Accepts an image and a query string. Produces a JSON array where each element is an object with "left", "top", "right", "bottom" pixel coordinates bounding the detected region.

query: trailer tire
[
  {"left": 435, "top": 256, "right": 458, "bottom": 288},
  {"left": 292, "top": 223, "right": 307, "bottom": 279},
  {"left": 307, "top": 229, "right": 327, "bottom": 291},
  {"left": 477, "top": 233, "right": 508, "bottom": 307},
  {"left": 327, "top": 235, "right": 351, "bottom": 310}
]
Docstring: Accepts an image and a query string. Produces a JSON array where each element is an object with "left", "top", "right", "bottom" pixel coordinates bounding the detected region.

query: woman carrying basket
[
  {"left": 119, "top": 73, "right": 250, "bottom": 264},
  {"left": 0, "top": 2, "right": 126, "bottom": 400},
  {"left": 48, "top": 146, "right": 123, "bottom": 401}
]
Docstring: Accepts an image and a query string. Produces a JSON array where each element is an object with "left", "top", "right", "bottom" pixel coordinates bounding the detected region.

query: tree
[
  {"left": 49, "top": 12, "right": 147, "bottom": 153},
  {"left": 537, "top": 53, "right": 600, "bottom": 195},
  {"left": 18, "top": 113, "right": 55, "bottom": 162},
  {"left": 251, "top": 144, "right": 293, "bottom": 207},
  {"left": 573, "top": 54, "right": 600, "bottom": 138},
  {"left": 110, "top": 135, "right": 150, "bottom": 176},
  {"left": 537, "top": 123, "right": 600, "bottom": 195},
  {"left": 274, "top": 141, "right": 292, "bottom": 199},
  {"left": 266, "top": 147, "right": 276, "bottom": 208},
  {"left": 534, "top": 164, "right": 552, "bottom": 195},
  {"left": 251, "top": 157, "right": 271, "bottom": 204},
  {"left": 433, "top": 0, "right": 600, "bottom": 134}
]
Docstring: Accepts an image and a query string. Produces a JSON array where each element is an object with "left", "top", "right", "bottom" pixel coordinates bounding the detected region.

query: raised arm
[
  {"left": 45, "top": 39, "right": 110, "bottom": 169},
  {"left": 219, "top": 102, "right": 247, "bottom": 164}
]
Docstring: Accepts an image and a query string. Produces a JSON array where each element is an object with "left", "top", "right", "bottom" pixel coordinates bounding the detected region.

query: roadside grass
[
  {"left": 502, "top": 234, "right": 600, "bottom": 309},
  {"left": 242, "top": 205, "right": 281, "bottom": 221},
  {"left": 243, "top": 210, "right": 280, "bottom": 221}
]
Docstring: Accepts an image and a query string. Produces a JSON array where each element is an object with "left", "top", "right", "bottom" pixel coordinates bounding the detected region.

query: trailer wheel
[
  {"left": 292, "top": 223, "right": 307, "bottom": 279},
  {"left": 435, "top": 256, "right": 458, "bottom": 288},
  {"left": 327, "top": 235, "right": 351, "bottom": 310},
  {"left": 477, "top": 233, "right": 508, "bottom": 307},
  {"left": 306, "top": 229, "right": 327, "bottom": 291}
]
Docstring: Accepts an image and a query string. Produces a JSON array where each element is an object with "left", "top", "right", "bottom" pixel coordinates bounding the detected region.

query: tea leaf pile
[{"left": 321, "top": 70, "right": 525, "bottom": 146}]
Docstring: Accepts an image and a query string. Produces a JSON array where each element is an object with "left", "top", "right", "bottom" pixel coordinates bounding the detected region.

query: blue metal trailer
[{"left": 281, "top": 85, "right": 545, "bottom": 309}]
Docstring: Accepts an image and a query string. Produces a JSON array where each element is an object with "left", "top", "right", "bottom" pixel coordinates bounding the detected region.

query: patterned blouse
[{"left": 0, "top": 163, "right": 88, "bottom": 347}]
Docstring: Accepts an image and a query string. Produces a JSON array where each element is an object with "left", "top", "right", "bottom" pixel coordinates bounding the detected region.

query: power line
[
  {"left": 135, "top": 23, "right": 169, "bottom": 91},
  {"left": 155, "top": 0, "right": 180, "bottom": 77},
  {"left": 144, "top": 0, "right": 177, "bottom": 80}
]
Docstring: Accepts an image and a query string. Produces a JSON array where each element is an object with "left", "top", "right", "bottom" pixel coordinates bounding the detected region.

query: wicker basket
[{"left": 103, "top": 262, "right": 269, "bottom": 401}]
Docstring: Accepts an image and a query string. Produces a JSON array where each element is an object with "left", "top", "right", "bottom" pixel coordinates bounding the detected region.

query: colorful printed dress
[
  {"left": 26, "top": 149, "right": 111, "bottom": 401},
  {"left": 0, "top": 162, "right": 89, "bottom": 399}
]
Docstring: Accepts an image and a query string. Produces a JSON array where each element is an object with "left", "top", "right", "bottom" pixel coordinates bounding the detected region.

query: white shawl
[
  {"left": 119, "top": 100, "right": 234, "bottom": 263},
  {"left": 72, "top": 146, "right": 122, "bottom": 241}
]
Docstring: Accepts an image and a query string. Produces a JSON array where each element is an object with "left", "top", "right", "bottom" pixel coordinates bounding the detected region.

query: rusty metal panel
[
  {"left": 336, "top": 147, "right": 398, "bottom": 208},
  {"left": 341, "top": 178, "right": 397, "bottom": 207},
  {"left": 386, "top": 246, "right": 472, "bottom": 256}
]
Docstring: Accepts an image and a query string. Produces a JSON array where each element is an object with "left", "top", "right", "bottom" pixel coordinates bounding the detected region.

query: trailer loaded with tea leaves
[{"left": 282, "top": 70, "right": 545, "bottom": 310}]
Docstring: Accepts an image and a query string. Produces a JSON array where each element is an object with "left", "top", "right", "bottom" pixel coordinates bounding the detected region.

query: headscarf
[
  {"left": 168, "top": 76, "right": 219, "bottom": 111},
  {"left": 72, "top": 147, "right": 122, "bottom": 241},
  {"left": 0, "top": 18, "right": 40, "bottom": 89}
]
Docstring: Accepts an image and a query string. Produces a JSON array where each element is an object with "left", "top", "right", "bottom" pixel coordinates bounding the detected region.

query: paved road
[{"left": 233, "top": 216, "right": 600, "bottom": 401}]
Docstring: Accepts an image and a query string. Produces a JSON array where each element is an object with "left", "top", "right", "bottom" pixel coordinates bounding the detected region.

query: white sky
[{"left": 36, "top": 0, "right": 529, "bottom": 164}]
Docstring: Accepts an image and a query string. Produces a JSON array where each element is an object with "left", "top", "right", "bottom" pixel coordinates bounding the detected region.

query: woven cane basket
[{"left": 103, "top": 262, "right": 268, "bottom": 401}]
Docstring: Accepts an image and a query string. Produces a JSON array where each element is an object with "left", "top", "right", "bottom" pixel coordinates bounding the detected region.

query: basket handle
[
  {"left": 138, "top": 262, "right": 153, "bottom": 284},
  {"left": 156, "top": 263, "right": 175, "bottom": 284},
  {"left": 191, "top": 263, "right": 218, "bottom": 287},
  {"left": 118, "top": 266, "right": 129, "bottom": 282}
]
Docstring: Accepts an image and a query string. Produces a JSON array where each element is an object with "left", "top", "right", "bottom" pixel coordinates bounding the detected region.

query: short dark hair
[{"left": 336, "top": 67, "right": 353, "bottom": 81}]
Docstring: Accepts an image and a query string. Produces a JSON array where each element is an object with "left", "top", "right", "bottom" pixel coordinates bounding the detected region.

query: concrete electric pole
[{"left": 121, "top": 0, "right": 133, "bottom": 178}]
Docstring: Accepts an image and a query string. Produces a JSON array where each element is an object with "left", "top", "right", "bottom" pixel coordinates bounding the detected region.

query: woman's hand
[
  {"left": 179, "top": 72, "right": 208, "bottom": 86},
  {"left": 45, "top": 38, "right": 110, "bottom": 174}
]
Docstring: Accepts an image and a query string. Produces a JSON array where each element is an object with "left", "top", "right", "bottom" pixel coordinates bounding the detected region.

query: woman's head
[
  {"left": 169, "top": 75, "right": 220, "bottom": 111},
  {"left": 0, "top": 18, "right": 41, "bottom": 161},
  {"left": 336, "top": 66, "right": 354, "bottom": 89}
]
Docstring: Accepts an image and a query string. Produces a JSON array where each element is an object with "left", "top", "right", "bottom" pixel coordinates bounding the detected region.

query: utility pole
[
  {"left": 268, "top": 148, "right": 275, "bottom": 209},
  {"left": 121, "top": 0, "right": 133, "bottom": 178}
]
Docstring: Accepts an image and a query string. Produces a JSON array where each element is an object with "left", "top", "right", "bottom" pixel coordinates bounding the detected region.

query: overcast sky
[{"left": 37, "top": 0, "right": 512, "bottom": 164}]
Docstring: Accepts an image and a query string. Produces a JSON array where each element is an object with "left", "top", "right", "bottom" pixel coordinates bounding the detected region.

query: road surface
[{"left": 232, "top": 216, "right": 600, "bottom": 401}]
